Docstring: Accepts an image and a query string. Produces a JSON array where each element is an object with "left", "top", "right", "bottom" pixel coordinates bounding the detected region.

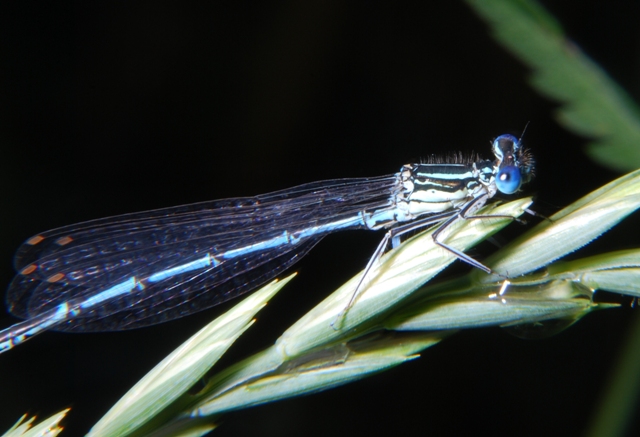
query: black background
[{"left": 1, "top": 2, "right": 640, "bottom": 436}]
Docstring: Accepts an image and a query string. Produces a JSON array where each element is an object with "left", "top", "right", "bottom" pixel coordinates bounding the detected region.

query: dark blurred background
[{"left": 1, "top": 1, "right": 639, "bottom": 436}]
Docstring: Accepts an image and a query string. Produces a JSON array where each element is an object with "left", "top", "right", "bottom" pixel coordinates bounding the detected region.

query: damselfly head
[{"left": 492, "top": 134, "right": 535, "bottom": 194}]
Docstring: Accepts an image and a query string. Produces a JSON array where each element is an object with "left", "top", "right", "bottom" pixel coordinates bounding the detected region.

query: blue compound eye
[{"left": 496, "top": 165, "right": 522, "bottom": 194}]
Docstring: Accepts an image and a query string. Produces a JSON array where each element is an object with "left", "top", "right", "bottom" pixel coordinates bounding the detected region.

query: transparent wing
[{"left": 7, "top": 175, "right": 398, "bottom": 332}]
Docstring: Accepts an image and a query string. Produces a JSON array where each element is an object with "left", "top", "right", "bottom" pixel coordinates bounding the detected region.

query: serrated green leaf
[{"left": 466, "top": 0, "right": 640, "bottom": 172}]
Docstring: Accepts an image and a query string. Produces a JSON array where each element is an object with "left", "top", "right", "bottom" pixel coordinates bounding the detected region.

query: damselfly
[{"left": 0, "top": 134, "right": 533, "bottom": 353}]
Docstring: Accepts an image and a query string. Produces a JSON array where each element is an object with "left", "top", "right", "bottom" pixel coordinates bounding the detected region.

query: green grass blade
[
  {"left": 386, "top": 279, "right": 599, "bottom": 332},
  {"left": 87, "top": 275, "right": 294, "bottom": 437},
  {"left": 194, "top": 331, "right": 446, "bottom": 416}
]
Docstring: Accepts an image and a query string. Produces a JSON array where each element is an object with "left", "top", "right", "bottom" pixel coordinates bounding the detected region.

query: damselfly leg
[{"left": 332, "top": 192, "right": 525, "bottom": 328}]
